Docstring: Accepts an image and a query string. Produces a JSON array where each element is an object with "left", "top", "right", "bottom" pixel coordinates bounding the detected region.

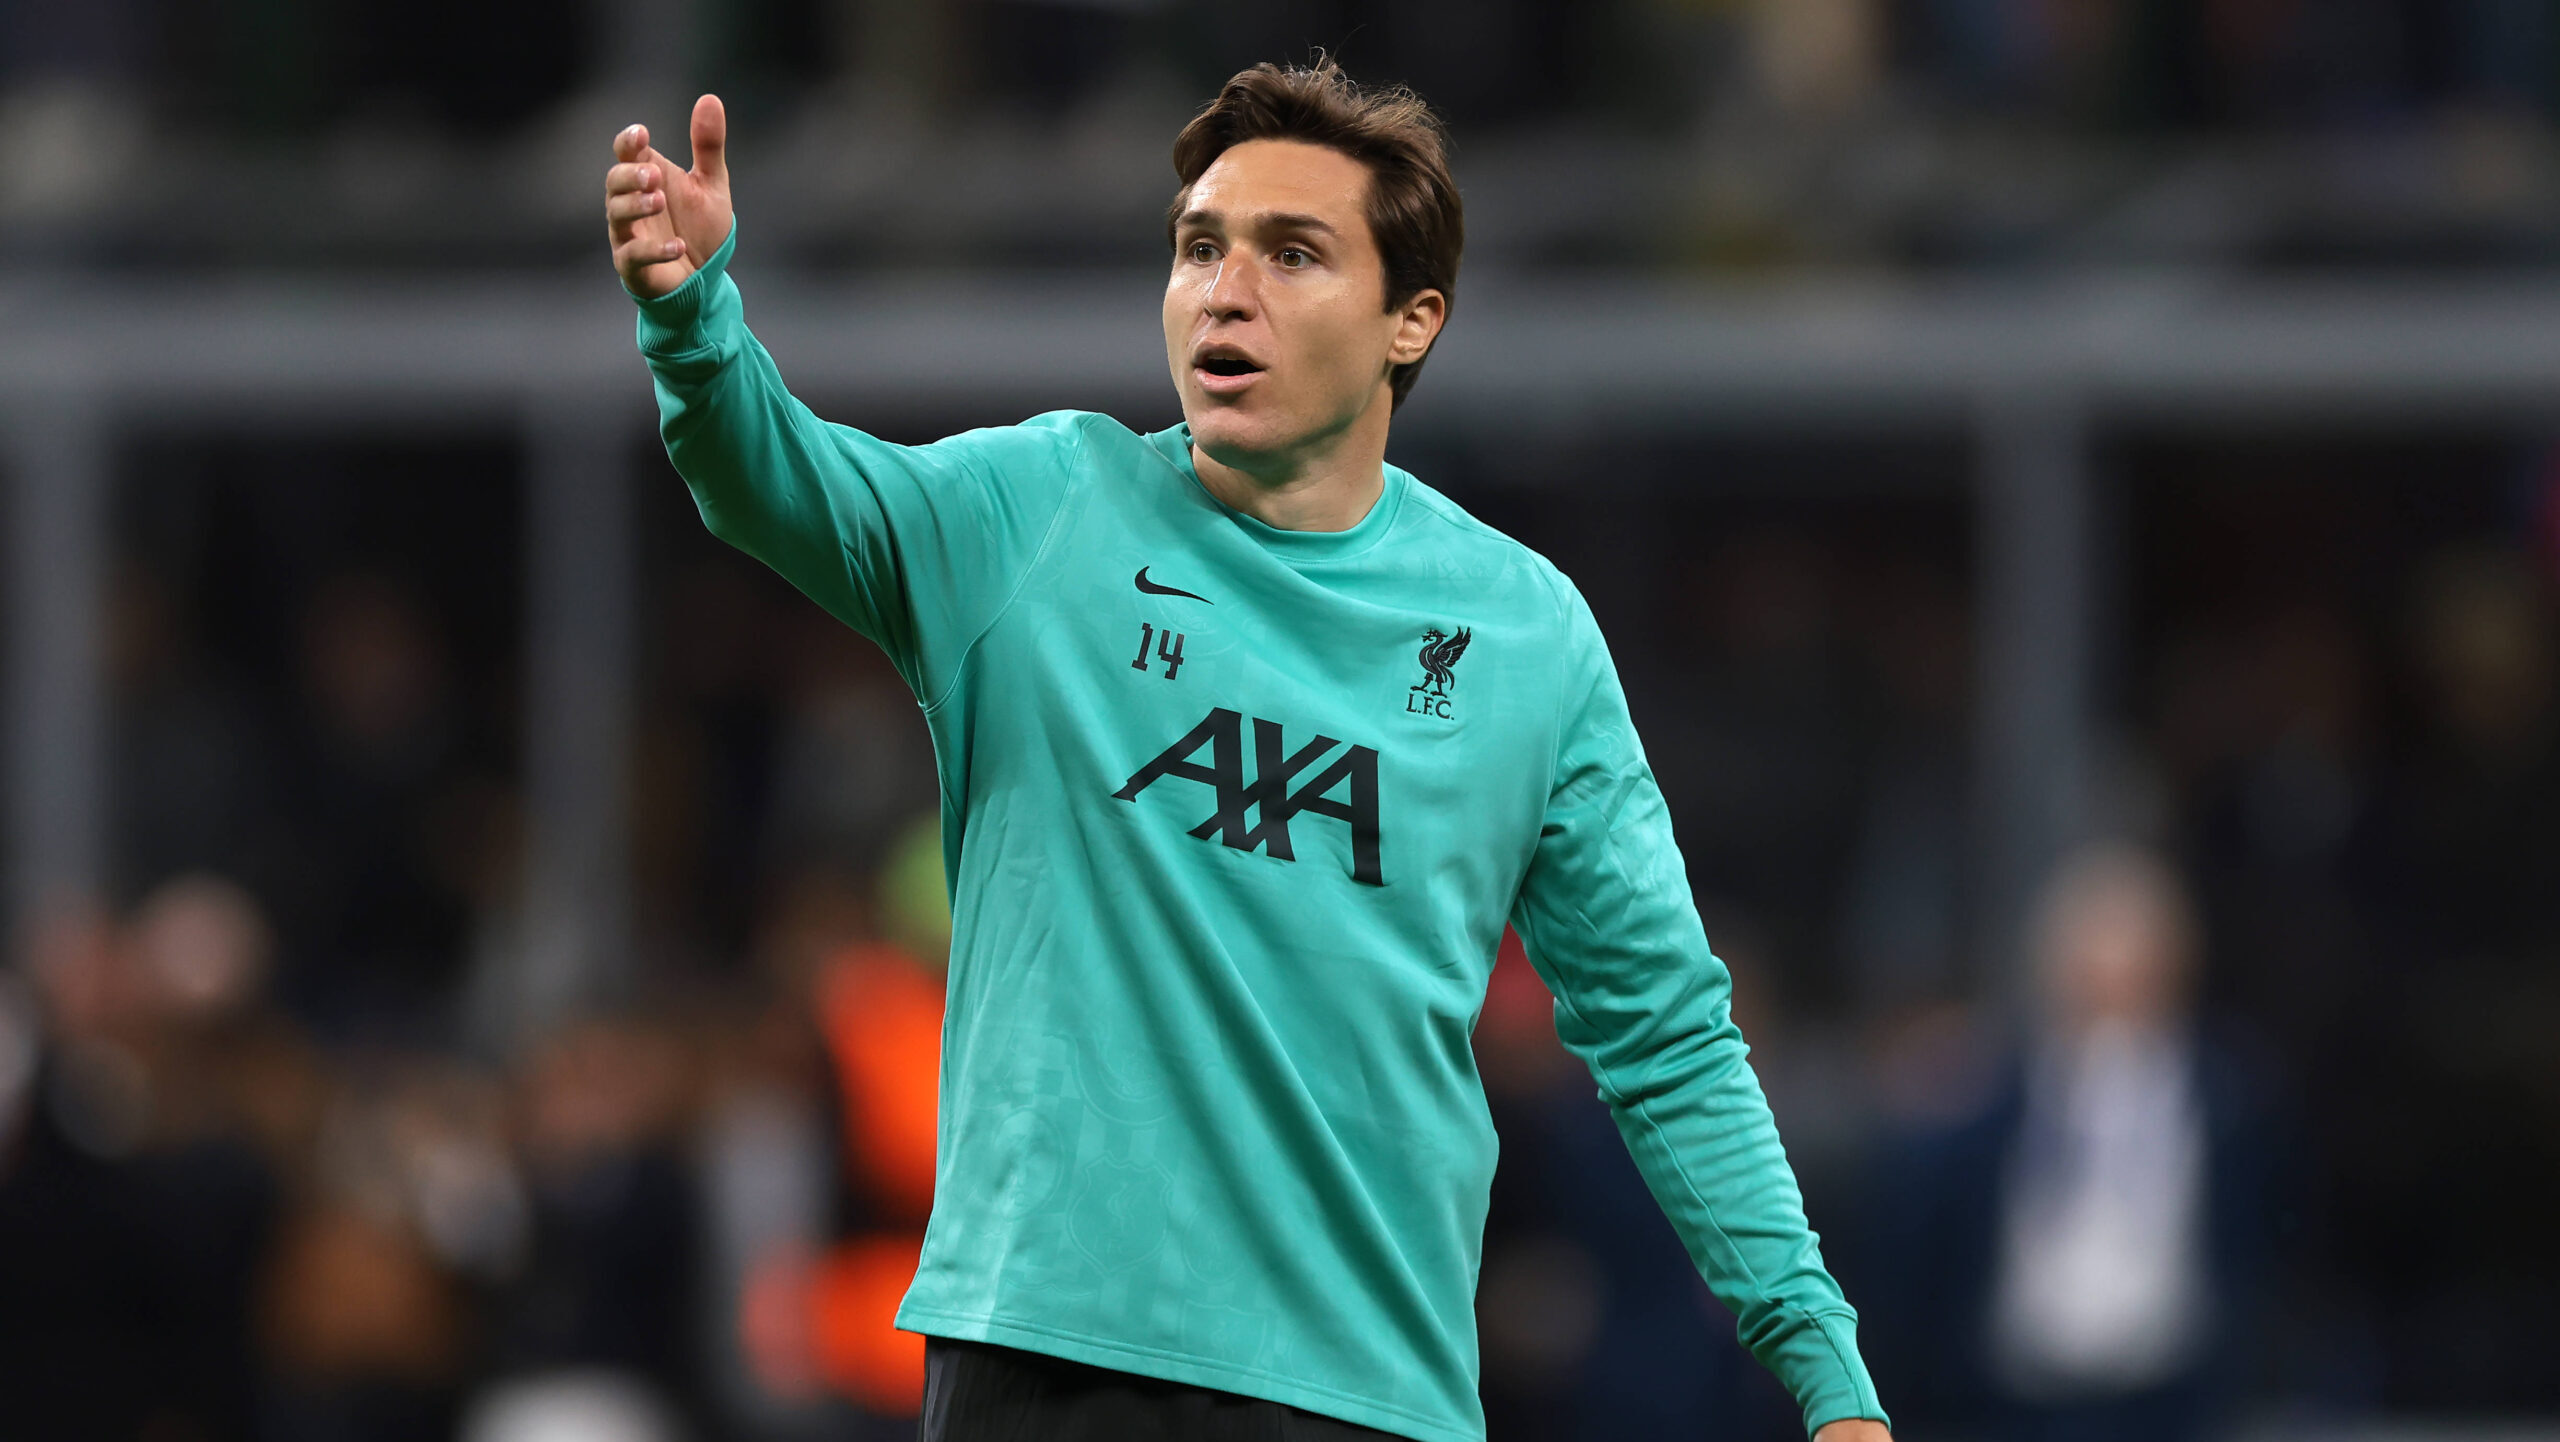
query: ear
[{"left": 1388, "top": 289, "right": 1447, "bottom": 366}]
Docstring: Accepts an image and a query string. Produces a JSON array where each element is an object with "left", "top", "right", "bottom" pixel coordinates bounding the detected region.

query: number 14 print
[{"left": 1131, "top": 623, "right": 1186, "bottom": 680}]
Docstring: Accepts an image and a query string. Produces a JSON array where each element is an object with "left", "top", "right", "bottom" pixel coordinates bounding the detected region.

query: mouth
[{"left": 1190, "top": 343, "right": 1266, "bottom": 396}]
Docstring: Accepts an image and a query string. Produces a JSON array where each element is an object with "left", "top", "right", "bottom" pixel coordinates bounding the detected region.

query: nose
[{"left": 1204, "top": 252, "right": 1258, "bottom": 322}]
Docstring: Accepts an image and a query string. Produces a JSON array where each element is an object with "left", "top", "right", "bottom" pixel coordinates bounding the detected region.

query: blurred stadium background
[{"left": 5, "top": 1, "right": 2560, "bottom": 1440}]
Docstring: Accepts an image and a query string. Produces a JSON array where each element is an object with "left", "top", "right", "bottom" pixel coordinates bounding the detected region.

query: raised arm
[
  {"left": 1508, "top": 584, "right": 1891, "bottom": 1442},
  {"left": 601, "top": 98, "right": 1081, "bottom": 703}
]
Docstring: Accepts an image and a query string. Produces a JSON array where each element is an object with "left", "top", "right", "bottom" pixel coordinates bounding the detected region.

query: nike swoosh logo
[{"left": 1134, "top": 567, "right": 1212, "bottom": 603}]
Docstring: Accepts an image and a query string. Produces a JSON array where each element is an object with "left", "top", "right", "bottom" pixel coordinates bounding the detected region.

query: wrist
[{"left": 633, "top": 219, "right": 738, "bottom": 351}]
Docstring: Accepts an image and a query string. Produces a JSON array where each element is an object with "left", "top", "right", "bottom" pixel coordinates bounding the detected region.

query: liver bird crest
[{"left": 1413, "top": 626, "right": 1473, "bottom": 697}]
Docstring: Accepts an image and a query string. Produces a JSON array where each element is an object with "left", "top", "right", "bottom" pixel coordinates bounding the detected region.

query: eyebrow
[{"left": 1176, "top": 209, "right": 1342, "bottom": 239}]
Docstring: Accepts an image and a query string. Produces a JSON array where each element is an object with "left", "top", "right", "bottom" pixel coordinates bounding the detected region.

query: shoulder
[
  {"left": 1018, "top": 409, "right": 1166, "bottom": 464},
  {"left": 920, "top": 409, "right": 1128, "bottom": 477},
  {"left": 895, "top": 412, "right": 1172, "bottom": 515},
  {"left": 1396, "top": 475, "right": 1584, "bottom": 636}
]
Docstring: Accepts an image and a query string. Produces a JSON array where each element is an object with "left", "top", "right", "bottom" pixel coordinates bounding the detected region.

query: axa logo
[{"left": 1112, "top": 707, "right": 1383, "bottom": 886}]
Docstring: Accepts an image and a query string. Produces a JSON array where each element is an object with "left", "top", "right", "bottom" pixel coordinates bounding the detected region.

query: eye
[
  {"left": 1188, "top": 240, "right": 1218, "bottom": 264},
  {"left": 1276, "top": 248, "right": 1310, "bottom": 268}
]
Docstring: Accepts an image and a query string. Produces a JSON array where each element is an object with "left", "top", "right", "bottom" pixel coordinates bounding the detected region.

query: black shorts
[{"left": 918, "top": 1337, "right": 1412, "bottom": 1442}]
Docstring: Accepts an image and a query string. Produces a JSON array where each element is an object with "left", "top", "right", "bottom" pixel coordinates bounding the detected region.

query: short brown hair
[{"left": 1169, "top": 60, "right": 1464, "bottom": 409}]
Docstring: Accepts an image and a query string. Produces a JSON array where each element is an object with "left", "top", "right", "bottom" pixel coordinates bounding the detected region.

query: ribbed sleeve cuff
[
  {"left": 1779, "top": 1311, "right": 1891, "bottom": 1437},
  {"left": 629, "top": 219, "right": 739, "bottom": 354}
]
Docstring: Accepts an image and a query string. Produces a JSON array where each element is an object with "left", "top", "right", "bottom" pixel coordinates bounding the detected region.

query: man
[
  {"left": 605, "top": 60, "right": 1892, "bottom": 1442},
  {"left": 1868, "top": 843, "right": 2277, "bottom": 1442}
]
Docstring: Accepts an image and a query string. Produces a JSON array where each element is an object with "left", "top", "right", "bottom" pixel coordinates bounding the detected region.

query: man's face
[{"left": 1163, "top": 139, "right": 1439, "bottom": 470}]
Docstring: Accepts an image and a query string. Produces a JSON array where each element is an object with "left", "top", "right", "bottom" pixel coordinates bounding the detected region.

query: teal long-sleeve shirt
[{"left": 634, "top": 226, "right": 1888, "bottom": 1442}]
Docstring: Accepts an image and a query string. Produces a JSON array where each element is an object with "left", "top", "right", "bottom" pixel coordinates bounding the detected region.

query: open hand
[{"left": 605, "top": 94, "right": 734, "bottom": 298}]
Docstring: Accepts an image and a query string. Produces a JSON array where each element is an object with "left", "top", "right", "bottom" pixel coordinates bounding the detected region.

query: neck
[{"left": 1191, "top": 394, "right": 1392, "bottom": 532}]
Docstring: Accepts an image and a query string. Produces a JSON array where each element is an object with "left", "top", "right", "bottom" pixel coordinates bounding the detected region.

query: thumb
[{"left": 690, "top": 93, "right": 728, "bottom": 186}]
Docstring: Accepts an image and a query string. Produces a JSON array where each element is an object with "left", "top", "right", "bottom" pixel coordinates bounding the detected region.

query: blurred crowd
[
  {"left": 1, "top": 426, "right": 2554, "bottom": 1441},
  {"left": 16, "top": 0, "right": 2560, "bottom": 134},
  {"left": 1, "top": 434, "right": 964, "bottom": 1442},
  {"left": 14, "top": 0, "right": 2560, "bottom": 268},
  {"left": 1466, "top": 444, "right": 2560, "bottom": 1438}
]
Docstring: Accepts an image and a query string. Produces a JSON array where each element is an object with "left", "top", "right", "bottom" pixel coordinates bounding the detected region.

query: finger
[
  {"left": 607, "top": 189, "right": 667, "bottom": 224},
  {"left": 605, "top": 162, "right": 662, "bottom": 197},
  {"left": 689, "top": 94, "right": 728, "bottom": 185},
  {"left": 610, "top": 129, "right": 683, "bottom": 193},
  {"left": 608, "top": 203, "right": 653, "bottom": 251},
  {"left": 615, "top": 234, "right": 687, "bottom": 275}
]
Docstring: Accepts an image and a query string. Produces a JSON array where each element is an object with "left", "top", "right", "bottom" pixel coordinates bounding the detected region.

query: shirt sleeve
[
  {"left": 630, "top": 222, "right": 1083, "bottom": 704},
  {"left": 1507, "top": 582, "right": 1890, "bottom": 1438}
]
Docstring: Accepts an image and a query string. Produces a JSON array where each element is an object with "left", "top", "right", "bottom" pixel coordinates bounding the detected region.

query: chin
[{"left": 1184, "top": 405, "right": 1287, "bottom": 465}]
